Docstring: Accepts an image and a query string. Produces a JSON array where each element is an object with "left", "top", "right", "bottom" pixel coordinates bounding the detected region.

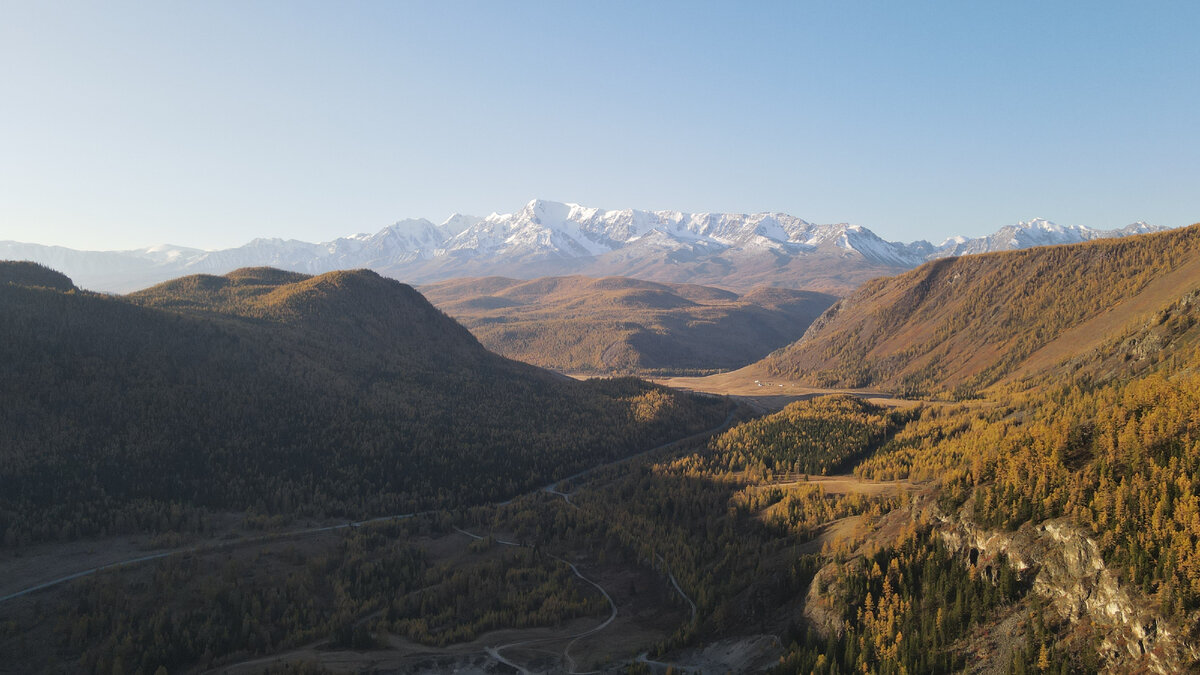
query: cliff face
[
  {"left": 802, "top": 494, "right": 1199, "bottom": 674},
  {"left": 938, "top": 509, "right": 1199, "bottom": 674}
]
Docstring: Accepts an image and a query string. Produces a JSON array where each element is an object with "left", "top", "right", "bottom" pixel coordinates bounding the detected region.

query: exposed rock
[
  {"left": 802, "top": 502, "right": 925, "bottom": 640},
  {"left": 803, "top": 561, "right": 848, "bottom": 639},
  {"left": 802, "top": 491, "right": 1198, "bottom": 673},
  {"left": 938, "top": 509, "right": 1200, "bottom": 674}
]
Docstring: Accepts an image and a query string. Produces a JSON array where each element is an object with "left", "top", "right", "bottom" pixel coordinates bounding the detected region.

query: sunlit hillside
[
  {"left": 422, "top": 275, "right": 836, "bottom": 374},
  {"left": 758, "top": 224, "right": 1200, "bottom": 398}
]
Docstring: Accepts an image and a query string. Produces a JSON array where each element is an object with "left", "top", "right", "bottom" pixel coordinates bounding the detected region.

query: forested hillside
[
  {"left": 817, "top": 276, "right": 1200, "bottom": 672},
  {"left": 0, "top": 263, "right": 728, "bottom": 546},
  {"left": 518, "top": 243, "right": 1200, "bottom": 671},
  {"left": 759, "top": 223, "right": 1200, "bottom": 397},
  {"left": 420, "top": 275, "right": 836, "bottom": 374}
]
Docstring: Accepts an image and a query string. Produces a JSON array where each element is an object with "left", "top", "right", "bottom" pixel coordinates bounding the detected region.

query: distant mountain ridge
[{"left": 2, "top": 200, "right": 1165, "bottom": 293}]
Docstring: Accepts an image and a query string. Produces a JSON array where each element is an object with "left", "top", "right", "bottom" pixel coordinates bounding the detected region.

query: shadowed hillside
[
  {"left": 421, "top": 275, "right": 837, "bottom": 374},
  {"left": 0, "top": 264, "right": 728, "bottom": 546}
]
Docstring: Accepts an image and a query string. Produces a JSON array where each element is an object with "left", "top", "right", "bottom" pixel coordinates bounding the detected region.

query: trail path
[
  {"left": 455, "top": 527, "right": 617, "bottom": 675},
  {"left": 657, "top": 554, "right": 697, "bottom": 625},
  {"left": 544, "top": 476, "right": 699, "bottom": 631}
]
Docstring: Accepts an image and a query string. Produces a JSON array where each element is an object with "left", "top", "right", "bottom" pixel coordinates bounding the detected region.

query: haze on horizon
[{"left": 1, "top": 1, "right": 1197, "bottom": 252}]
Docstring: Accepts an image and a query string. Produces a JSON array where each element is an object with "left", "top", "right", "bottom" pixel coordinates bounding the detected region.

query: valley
[
  {"left": 421, "top": 275, "right": 835, "bottom": 375},
  {"left": 0, "top": 263, "right": 729, "bottom": 547},
  {"left": 5, "top": 225, "right": 1200, "bottom": 673},
  {"left": 4, "top": 3, "right": 1195, "bottom": 673},
  {"left": 653, "top": 371, "right": 909, "bottom": 414},
  {"left": 0, "top": 406, "right": 740, "bottom": 607},
  {"left": 0, "top": 392, "right": 921, "bottom": 674}
]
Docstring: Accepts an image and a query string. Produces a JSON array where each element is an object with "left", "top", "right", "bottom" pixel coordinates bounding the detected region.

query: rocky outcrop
[
  {"left": 938, "top": 511, "right": 1200, "bottom": 674},
  {"left": 801, "top": 504, "right": 922, "bottom": 639},
  {"left": 803, "top": 561, "right": 848, "bottom": 639},
  {"left": 802, "top": 492, "right": 1198, "bottom": 673}
]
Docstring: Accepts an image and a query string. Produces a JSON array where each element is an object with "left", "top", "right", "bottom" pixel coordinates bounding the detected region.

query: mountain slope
[
  {"left": 756, "top": 223, "right": 1200, "bottom": 395},
  {"left": 0, "top": 264, "right": 728, "bottom": 546},
  {"left": 2, "top": 201, "right": 1166, "bottom": 293},
  {"left": 420, "top": 275, "right": 837, "bottom": 374}
]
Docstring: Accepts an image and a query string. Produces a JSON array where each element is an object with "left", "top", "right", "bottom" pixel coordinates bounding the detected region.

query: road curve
[
  {"left": 657, "top": 553, "right": 698, "bottom": 625},
  {"left": 454, "top": 526, "right": 620, "bottom": 675},
  {"left": 560, "top": 559, "right": 618, "bottom": 674},
  {"left": 0, "top": 512, "right": 428, "bottom": 605}
]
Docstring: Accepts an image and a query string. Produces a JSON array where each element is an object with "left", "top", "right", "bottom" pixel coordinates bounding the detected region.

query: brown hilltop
[
  {"left": 420, "top": 274, "right": 837, "bottom": 375},
  {"left": 133, "top": 267, "right": 483, "bottom": 358}
]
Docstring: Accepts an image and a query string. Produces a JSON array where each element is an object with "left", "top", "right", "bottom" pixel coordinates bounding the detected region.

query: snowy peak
[
  {"left": 523, "top": 198, "right": 571, "bottom": 223},
  {"left": 933, "top": 218, "right": 1169, "bottom": 258},
  {"left": 508, "top": 199, "right": 613, "bottom": 256},
  {"left": 1118, "top": 221, "right": 1158, "bottom": 235},
  {"left": 438, "top": 201, "right": 881, "bottom": 260},
  {"left": 1018, "top": 217, "right": 1060, "bottom": 231},
  {"left": 439, "top": 214, "right": 483, "bottom": 237},
  {"left": 375, "top": 218, "right": 443, "bottom": 248},
  {"left": 837, "top": 225, "right": 929, "bottom": 267},
  {"left": 382, "top": 218, "right": 439, "bottom": 236},
  {"left": 135, "top": 244, "right": 207, "bottom": 264},
  {"left": 1, "top": 199, "right": 1172, "bottom": 293}
]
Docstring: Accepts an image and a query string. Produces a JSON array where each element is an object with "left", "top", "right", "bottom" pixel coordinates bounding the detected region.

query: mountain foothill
[{"left": 0, "top": 262, "right": 728, "bottom": 547}]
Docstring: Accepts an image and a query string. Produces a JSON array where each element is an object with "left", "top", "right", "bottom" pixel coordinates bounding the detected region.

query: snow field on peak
[{"left": 3, "top": 198, "right": 1168, "bottom": 294}]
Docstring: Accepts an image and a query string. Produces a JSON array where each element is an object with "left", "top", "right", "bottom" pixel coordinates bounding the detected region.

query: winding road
[
  {"left": 0, "top": 512, "right": 430, "bottom": 604},
  {"left": 0, "top": 407, "right": 738, "bottom": 608},
  {"left": 542, "top": 482, "right": 700, "bottom": 633},
  {"left": 657, "top": 553, "right": 698, "bottom": 625},
  {"left": 450, "top": 407, "right": 743, "bottom": 673},
  {"left": 455, "top": 527, "right": 618, "bottom": 675},
  {"left": 1, "top": 406, "right": 740, "bottom": 675}
]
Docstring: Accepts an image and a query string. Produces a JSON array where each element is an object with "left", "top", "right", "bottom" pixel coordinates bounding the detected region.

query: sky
[{"left": 1, "top": 1, "right": 1198, "bottom": 251}]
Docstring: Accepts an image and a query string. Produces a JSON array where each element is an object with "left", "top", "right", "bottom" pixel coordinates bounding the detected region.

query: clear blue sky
[{"left": 1, "top": 1, "right": 1197, "bottom": 250}]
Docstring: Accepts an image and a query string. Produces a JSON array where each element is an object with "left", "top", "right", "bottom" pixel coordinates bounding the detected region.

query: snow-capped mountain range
[{"left": 1, "top": 200, "right": 1166, "bottom": 293}]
